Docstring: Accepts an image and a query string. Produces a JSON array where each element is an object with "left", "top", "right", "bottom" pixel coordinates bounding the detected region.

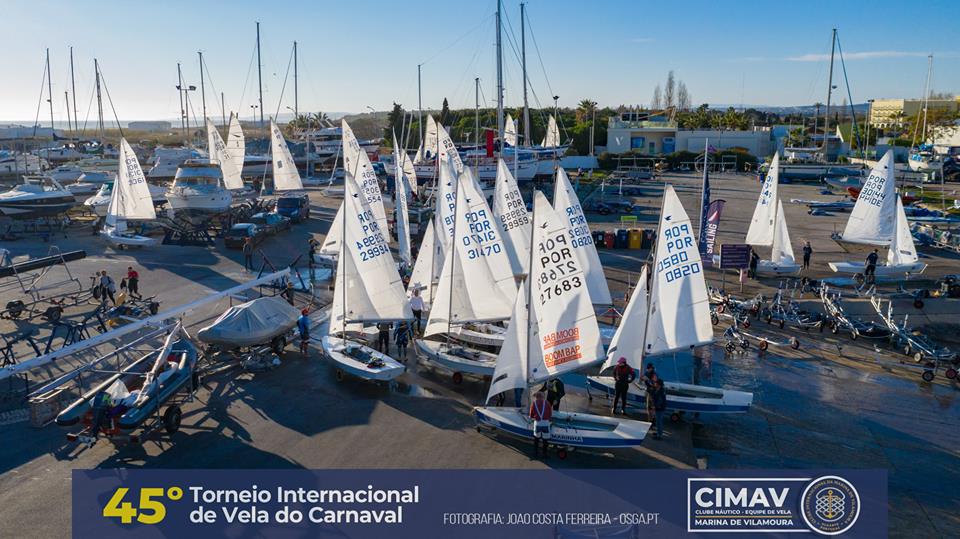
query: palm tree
[{"left": 576, "top": 99, "right": 598, "bottom": 123}]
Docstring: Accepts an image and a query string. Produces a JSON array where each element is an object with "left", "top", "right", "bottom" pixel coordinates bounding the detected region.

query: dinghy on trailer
[
  {"left": 100, "top": 139, "right": 158, "bottom": 248},
  {"left": 415, "top": 340, "right": 497, "bottom": 382},
  {"left": 745, "top": 154, "right": 800, "bottom": 275},
  {"left": 587, "top": 185, "right": 753, "bottom": 416},
  {"left": 197, "top": 296, "right": 299, "bottom": 352},
  {"left": 830, "top": 150, "right": 897, "bottom": 254},
  {"left": 828, "top": 197, "right": 927, "bottom": 278},
  {"left": 476, "top": 191, "right": 650, "bottom": 456}
]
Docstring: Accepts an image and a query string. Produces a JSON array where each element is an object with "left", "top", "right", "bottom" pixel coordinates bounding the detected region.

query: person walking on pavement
[
  {"left": 749, "top": 249, "right": 760, "bottom": 279},
  {"left": 377, "top": 321, "right": 391, "bottom": 354},
  {"left": 409, "top": 289, "right": 425, "bottom": 334},
  {"left": 394, "top": 321, "right": 411, "bottom": 362},
  {"left": 243, "top": 238, "right": 254, "bottom": 271},
  {"left": 652, "top": 378, "right": 667, "bottom": 439},
  {"left": 297, "top": 309, "right": 311, "bottom": 357},
  {"left": 864, "top": 249, "right": 879, "bottom": 283},
  {"left": 284, "top": 281, "right": 296, "bottom": 306},
  {"left": 126, "top": 267, "right": 141, "bottom": 299},
  {"left": 540, "top": 378, "right": 566, "bottom": 411},
  {"left": 611, "top": 357, "right": 635, "bottom": 415},
  {"left": 529, "top": 391, "right": 552, "bottom": 458},
  {"left": 99, "top": 271, "right": 117, "bottom": 305},
  {"left": 802, "top": 241, "right": 812, "bottom": 270}
]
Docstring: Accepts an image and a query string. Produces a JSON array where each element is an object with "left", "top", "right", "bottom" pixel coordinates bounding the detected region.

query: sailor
[
  {"left": 611, "top": 358, "right": 635, "bottom": 415},
  {"left": 243, "top": 238, "right": 254, "bottom": 271},
  {"left": 284, "top": 281, "right": 296, "bottom": 306},
  {"left": 377, "top": 321, "right": 391, "bottom": 353},
  {"left": 864, "top": 249, "right": 879, "bottom": 281},
  {"left": 539, "top": 378, "right": 566, "bottom": 411},
  {"left": 652, "top": 378, "right": 667, "bottom": 439},
  {"left": 409, "top": 289, "right": 425, "bottom": 334},
  {"left": 802, "top": 241, "right": 813, "bottom": 270},
  {"left": 99, "top": 271, "right": 117, "bottom": 306},
  {"left": 748, "top": 249, "right": 760, "bottom": 279},
  {"left": 529, "top": 390, "right": 552, "bottom": 458},
  {"left": 126, "top": 267, "right": 141, "bottom": 299},
  {"left": 297, "top": 309, "right": 311, "bottom": 357},
  {"left": 394, "top": 321, "right": 412, "bottom": 362},
  {"left": 640, "top": 363, "right": 658, "bottom": 421}
]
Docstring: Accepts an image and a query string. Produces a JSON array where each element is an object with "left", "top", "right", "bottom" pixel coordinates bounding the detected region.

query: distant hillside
[{"left": 710, "top": 103, "right": 869, "bottom": 115}]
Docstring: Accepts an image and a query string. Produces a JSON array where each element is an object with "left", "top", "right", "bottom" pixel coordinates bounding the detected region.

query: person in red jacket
[
  {"left": 611, "top": 357, "right": 636, "bottom": 415},
  {"left": 529, "top": 391, "right": 552, "bottom": 458}
]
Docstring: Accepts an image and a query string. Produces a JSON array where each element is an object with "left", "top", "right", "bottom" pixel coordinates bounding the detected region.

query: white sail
[
  {"left": 226, "top": 113, "right": 245, "bottom": 175},
  {"left": 745, "top": 153, "right": 779, "bottom": 246},
  {"left": 436, "top": 121, "right": 463, "bottom": 173},
  {"left": 486, "top": 282, "right": 529, "bottom": 402},
  {"left": 526, "top": 191, "right": 604, "bottom": 383},
  {"left": 434, "top": 155, "right": 459, "bottom": 256},
  {"left": 552, "top": 167, "right": 612, "bottom": 304},
  {"left": 493, "top": 159, "right": 531, "bottom": 276},
  {"left": 398, "top": 148, "right": 418, "bottom": 193},
  {"left": 770, "top": 200, "right": 796, "bottom": 265},
  {"left": 270, "top": 120, "right": 303, "bottom": 191},
  {"left": 888, "top": 197, "right": 919, "bottom": 266},
  {"left": 342, "top": 119, "right": 389, "bottom": 238},
  {"left": 319, "top": 203, "right": 344, "bottom": 257},
  {"left": 394, "top": 145, "right": 412, "bottom": 266},
  {"left": 408, "top": 218, "right": 441, "bottom": 304},
  {"left": 420, "top": 115, "right": 439, "bottom": 163},
  {"left": 504, "top": 113, "right": 518, "bottom": 147},
  {"left": 106, "top": 138, "right": 156, "bottom": 227},
  {"left": 601, "top": 266, "right": 648, "bottom": 372},
  {"left": 644, "top": 185, "right": 713, "bottom": 356},
  {"left": 329, "top": 175, "right": 411, "bottom": 335},
  {"left": 840, "top": 150, "right": 897, "bottom": 245},
  {"left": 206, "top": 118, "right": 244, "bottom": 189},
  {"left": 423, "top": 170, "right": 515, "bottom": 336},
  {"left": 541, "top": 115, "right": 560, "bottom": 148}
]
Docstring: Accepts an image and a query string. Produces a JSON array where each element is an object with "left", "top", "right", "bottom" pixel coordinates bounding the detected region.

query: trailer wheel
[
  {"left": 711, "top": 314, "right": 719, "bottom": 326},
  {"left": 740, "top": 340, "right": 750, "bottom": 350},
  {"left": 913, "top": 299, "right": 924, "bottom": 310},
  {"left": 44, "top": 306, "right": 62, "bottom": 322},
  {"left": 759, "top": 340, "right": 769, "bottom": 351},
  {"left": 725, "top": 342, "right": 736, "bottom": 353},
  {"left": 791, "top": 338, "right": 801, "bottom": 350},
  {"left": 945, "top": 368, "right": 957, "bottom": 380},
  {"left": 452, "top": 372, "right": 464, "bottom": 385},
  {"left": 717, "top": 304, "right": 725, "bottom": 314},
  {"left": 914, "top": 352, "right": 925, "bottom": 363},
  {"left": 335, "top": 369, "right": 345, "bottom": 382},
  {"left": 5, "top": 300, "right": 25, "bottom": 319},
  {"left": 556, "top": 448, "right": 569, "bottom": 460},
  {"left": 163, "top": 406, "right": 182, "bottom": 434},
  {"left": 921, "top": 370, "right": 935, "bottom": 382}
]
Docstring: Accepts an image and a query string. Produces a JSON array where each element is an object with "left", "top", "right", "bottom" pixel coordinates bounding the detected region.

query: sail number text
[
  {"left": 656, "top": 223, "right": 701, "bottom": 283},
  {"left": 537, "top": 232, "right": 582, "bottom": 305}
]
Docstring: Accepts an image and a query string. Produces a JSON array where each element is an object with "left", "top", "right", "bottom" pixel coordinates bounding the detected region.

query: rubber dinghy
[
  {"left": 477, "top": 191, "right": 651, "bottom": 454},
  {"left": 474, "top": 407, "right": 650, "bottom": 448},
  {"left": 197, "top": 295, "right": 299, "bottom": 351},
  {"left": 415, "top": 339, "right": 497, "bottom": 382},
  {"left": 322, "top": 335, "right": 404, "bottom": 382},
  {"left": 101, "top": 139, "right": 159, "bottom": 248}
]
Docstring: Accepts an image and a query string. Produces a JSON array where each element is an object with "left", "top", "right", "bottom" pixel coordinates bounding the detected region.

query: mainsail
[
  {"left": 407, "top": 218, "right": 442, "bottom": 305},
  {"left": 319, "top": 203, "right": 344, "bottom": 257},
  {"left": 270, "top": 120, "right": 303, "bottom": 191},
  {"left": 552, "top": 167, "right": 612, "bottom": 304},
  {"left": 601, "top": 266, "right": 648, "bottom": 371},
  {"left": 107, "top": 138, "right": 156, "bottom": 228},
  {"left": 414, "top": 115, "right": 439, "bottom": 165},
  {"left": 206, "top": 118, "right": 244, "bottom": 189},
  {"left": 840, "top": 150, "right": 897, "bottom": 245},
  {"left": 436, "top": 120, "right": 463, "bottom": 173},
  {"left": 493, "top": 159, "right": 531, "bottom": 276},
  {"left": 342, "top": 119, "right": 389, "bottom": 237},
  {"left": 644, "top": 185, "right": 713, "bottom": 356},
  {"left": 504, "top": 113, "right": 518, "bottom": 147},
  {"left": 394, "top": 143, "right": 412, "bottom": 265},
  {"left": 329, "top": 174, "right": 411, "bottom": 335},
  {"left": 226, "top": 113, "right": 245, "bottom": 175},
  {"left": 541, "top": 115, "right": 560, "bottom": 148},
  {"left": 745, "top": 153, "right": 779, "bottom": 246}
]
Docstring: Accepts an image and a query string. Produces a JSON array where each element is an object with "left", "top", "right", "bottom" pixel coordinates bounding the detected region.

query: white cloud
[{"left": 786, "top": 51, "right": 931, "bottom": 61}]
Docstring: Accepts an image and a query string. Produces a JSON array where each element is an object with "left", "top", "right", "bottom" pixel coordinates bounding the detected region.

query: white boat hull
[
  {"left": 321, "top": 335, "right": 405, "bottom": 381},
  {"left": 474, "top": 406, "right": 650, "bottom": 448},
  {"left": 448, "top": 324, "right": 507, "bottom": 347},
  {"left": 827, "top": 261, "right": 927, "bottom": 277},
  {"left": 586, "top": 376, "right": 753, "bottom": 414},
  {"left": 756, "top": 260, "right": 801, "bottom": 276},
  {"left": 101, "top": 227, "right": 158, "bottom": 248},
  {"left": 415, "top": 339, "right": 497, "bottom": 376}
]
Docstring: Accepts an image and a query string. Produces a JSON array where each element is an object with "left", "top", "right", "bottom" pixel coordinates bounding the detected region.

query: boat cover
[{"left": 197, "top": 296, "right": 299, "bottom": 347}]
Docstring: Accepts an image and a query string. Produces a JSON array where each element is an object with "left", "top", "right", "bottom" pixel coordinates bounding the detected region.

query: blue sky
[{"left": 2, "top": 0, "right": 958, "bottom": 122}]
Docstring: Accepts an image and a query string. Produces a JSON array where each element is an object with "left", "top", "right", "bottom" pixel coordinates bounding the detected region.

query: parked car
[
  {"left": 586, "top": 200, "right": 635, "bottom": 215},
  {"left": 275, "top": 194, "right": 310, "bottom": 222},
  {"left": 249, "top": 212, "right": 291, "bottom": 235},
  {"left": 224, "top": 223, "right": 266, "bottom": 249}
]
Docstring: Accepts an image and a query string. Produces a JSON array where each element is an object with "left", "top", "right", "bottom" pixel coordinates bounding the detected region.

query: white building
[{"left": 605, "top": 112, "right": 774, "bottom": 157}]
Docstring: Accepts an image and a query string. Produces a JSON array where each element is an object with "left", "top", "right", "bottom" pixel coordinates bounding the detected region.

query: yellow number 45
[{"left": 103, "top": 487, "right": 167, "bottom": 525}]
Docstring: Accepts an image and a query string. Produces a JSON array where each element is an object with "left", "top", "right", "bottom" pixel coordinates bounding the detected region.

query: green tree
[
  {"left": 439, "top": 98, "right": 451, "bottom": 127},
  {"left": 576, "top": 99, "right": 597, "bottom": 123},
  {"left": 383, "top": 102, "right": 405, "bottom": 146}
]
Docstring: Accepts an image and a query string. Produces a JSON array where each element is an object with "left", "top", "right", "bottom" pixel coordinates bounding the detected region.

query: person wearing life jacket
[
  {"left": 529, "top": 391, "right": 553, "bottom": 458},
  {"left": 539, "top": 378, "right": 566, "bottom": 411},
  {"left": 611, "top": 357, "right": 635, "bottom": 415},
  {"left": 297, "top": 309, "right": 311, "bottom": 357}
]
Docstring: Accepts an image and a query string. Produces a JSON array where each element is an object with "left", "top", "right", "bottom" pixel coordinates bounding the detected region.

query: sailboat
[
  {"left": 492, "top": 158, "right": 531, "bottom": 277},
  {"left": 504, "top": 113, "right": 518, "bottom": 147},
  {"left": 553, "top": 167, "right": 612, "bottom": 305},
  {"left": 101, "top": 139, "right": 158, "bottom": 248},
  {"left": 475, "top": 191, "right": 650, "bottom": 451},
  {"left": 406, "top": 217, "right": 442, "bottom": 307},
  {"left": 393, "top": 136, "right": 412, "bottom": 267},
  {"left": 541, "top": 115, "right": 560, "bottom": 148},
  {"left": 226, "top": 113, "right": 246, "bottom": 176},
  {"left": 269, "top": 120, "right": 304, "bottom": 192},
  {"left": 206, "top": 118, "right": 246, "bottom": 192},
  {"left": 828, "top": 150, "right": 926, "bottom": 277},
  {"left": 586, "top": 187, "right": 753, "bottom": 414},
  {"left": 745, "top": 154, "right": 800, "bottom": 275},
  {"left": 321, "top": 166, "right": 411, "bottom": 382}
]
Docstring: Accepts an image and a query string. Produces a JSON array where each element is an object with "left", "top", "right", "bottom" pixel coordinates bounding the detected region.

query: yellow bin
[{"left": 628, "top": 229, "right": 643, "bottom": 249}]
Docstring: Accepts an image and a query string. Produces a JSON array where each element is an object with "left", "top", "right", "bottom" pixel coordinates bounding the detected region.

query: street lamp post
[{"left": 250, "top": 104, "right": 259, "bottom": 124}]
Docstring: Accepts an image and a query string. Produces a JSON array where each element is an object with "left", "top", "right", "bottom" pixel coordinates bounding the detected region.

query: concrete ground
[{"left": 0, "top": 171, "right": 958, "bottom": 537}]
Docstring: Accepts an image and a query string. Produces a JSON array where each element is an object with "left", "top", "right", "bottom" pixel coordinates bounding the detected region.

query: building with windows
[
  {"left": 868, "top": 97, "right": 960, "bottom": 129},
  {"left": 605, "top": 112, "right": 774, "bottom": 157}
]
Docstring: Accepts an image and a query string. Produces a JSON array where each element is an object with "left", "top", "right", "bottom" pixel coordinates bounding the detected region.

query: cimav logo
[{"left": 800, "top": 476, "right": 861, "bottom": 535}]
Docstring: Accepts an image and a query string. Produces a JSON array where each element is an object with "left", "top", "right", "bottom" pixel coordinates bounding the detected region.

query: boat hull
[
  {"left": 827, "top": 261, "right": 927, "bottom": 277},
  {"left": 322, "top": 335, "right": 405, "bottom": 381},
  {"left": 415, "top": 339, "right": 497, "bottom": 376},
  {"left": 101, "top": 227, "right": 159, "bottom": 248},
  {"left": 474, "top": 406, "right": 650, "bottom": 448},
  {"left": 756, "top": 260, "right": 801, "bottom": 276},
  {"left": 586, "top": 376, "right": 753, "bottom": 414}
]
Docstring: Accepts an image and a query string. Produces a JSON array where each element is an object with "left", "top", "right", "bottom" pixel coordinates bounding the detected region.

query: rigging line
[
  {"left": 237, "top": 40, "right": 257, "bottom": 120},
  {"left": 274, "top": 44, "right": 295, "bottom": 121},
  {"left": 32, "top": 57, "right": 47, "bottom": 138},
  {"left": 80, "top": 77, "right": 96, "bottom": 137},
  {"left": 96, "top": 65, "right": 125, "bottom": 138},
  {"left": 419, "top": 12, "right": 493, "bottom": 66},
  {"left": 201, "top": 55, "right": 223, "bottom": 120}
]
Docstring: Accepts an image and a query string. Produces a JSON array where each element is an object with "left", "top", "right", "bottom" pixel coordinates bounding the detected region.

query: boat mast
[
  {"left": 221, "top": 92, "right": 226, "bottom": 127},
  {"left": 444, "top": 160, "right": 460, "bottom": 346},
  {"left": 293, "top": 41, "right": 299, "bottom": 118},
  {"left": 521, "top": 2, "right": 530, "bottom": 147},
  {"left": 821, "top": 28, "right": 836, "bottom": 161},
  {"left": 475, "top": 77, "right": 480, "bottom": 170},
  {"left": 256, "top": 21, "right": 264, "bottom": 127},
  {"left": 64, "top": 92, "right": 71, "bottom": 135},
  {"left": 198, "top": 51, "right": 207, "bottom": 122},
  {"left": 94, "top": 59, "right": 105, "bottom": 147},
  {"left": 417, "top": 64, "right": 423, "bottom": 147},
  {"left": 177, "top": 62, "right": 187, "bottom": 142},
  {"left": 69, "top": 46, "right": 78, "bottom": 133},
  {"left": 921, "top": 54, "right": 932, "bottom": 144},
  {"left": 523, "top": 190, "right": 537, "bottom": 392},
  {"left": 45, "top": 49, "right": 55, "bottom": 137},
  {"left": 495, "top": 0, "right": 504, "bottom": 153}
]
